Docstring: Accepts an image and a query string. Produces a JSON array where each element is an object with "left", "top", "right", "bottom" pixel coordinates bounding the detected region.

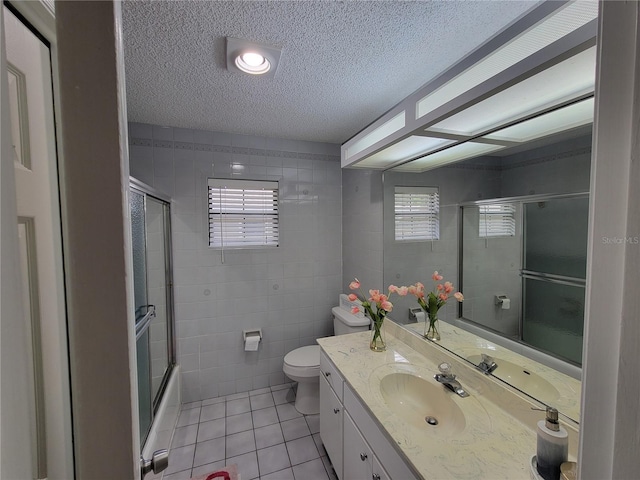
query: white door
[{"left": 1, "top": 5, "right": 73, "bottom": 479}]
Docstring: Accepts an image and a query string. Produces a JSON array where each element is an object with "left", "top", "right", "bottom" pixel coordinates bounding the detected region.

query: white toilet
[{"left": 283, "top": 294, "right": 370, "bottom": 414}]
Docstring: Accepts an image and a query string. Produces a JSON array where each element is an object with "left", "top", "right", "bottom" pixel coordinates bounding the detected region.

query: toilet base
[{"left": 293, "top": 379, "right": 319, "bottom": 414}]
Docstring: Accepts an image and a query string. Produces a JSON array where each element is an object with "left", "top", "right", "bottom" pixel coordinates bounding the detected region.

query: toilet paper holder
[
  {"left": 243, "top": 329, "right": 262, "bottom": 342},
  {"left": 494, "top": 295, "right": 510, "bottom": 309}
]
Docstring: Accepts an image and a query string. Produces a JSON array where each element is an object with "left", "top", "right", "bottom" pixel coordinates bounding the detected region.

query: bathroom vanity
[{"left": 317, "top": 322, "right": 579, "bottom": 480}]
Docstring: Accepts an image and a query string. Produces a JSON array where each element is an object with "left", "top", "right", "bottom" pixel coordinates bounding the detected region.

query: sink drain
[{"left": 425, "top": 416, "right": 439, "bottom": 426}]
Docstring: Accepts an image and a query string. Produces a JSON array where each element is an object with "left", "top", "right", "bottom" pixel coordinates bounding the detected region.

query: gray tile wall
[{"left": 129, "top": 123, "right": 343, "bottom": 402}]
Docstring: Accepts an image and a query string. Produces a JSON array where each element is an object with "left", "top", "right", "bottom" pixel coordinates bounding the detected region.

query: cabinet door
[
  {"left": 344, "top": 412, "right": 372, "bottom": 480},
  {"left": 320, "top": 374, "right": 343, "bottom": 479},
  {"left": 372, "top": 456, "right": 391, "bottom": 480}
]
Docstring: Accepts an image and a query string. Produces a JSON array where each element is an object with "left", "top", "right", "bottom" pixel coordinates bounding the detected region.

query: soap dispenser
[{"left": 535, "top": 406, "right": 568, "bottom": 480}]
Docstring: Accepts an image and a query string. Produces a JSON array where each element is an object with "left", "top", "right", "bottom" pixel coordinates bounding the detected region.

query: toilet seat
[{"left": 283, "top": 345, "right": 320, "bottom": 378}]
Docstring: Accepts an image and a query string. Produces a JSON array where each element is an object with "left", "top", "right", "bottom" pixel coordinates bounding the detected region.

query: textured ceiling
[{"left": 122, "top": 0, "right": 538, "bottom": 144}]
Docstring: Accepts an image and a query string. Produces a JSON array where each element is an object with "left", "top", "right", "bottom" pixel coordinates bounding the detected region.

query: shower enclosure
[
  {"left": 130, "top": 178, "right": 176, "bottom": 444},
  {"left": 461, "top": 193, "right": 588, "bottom": 365}
]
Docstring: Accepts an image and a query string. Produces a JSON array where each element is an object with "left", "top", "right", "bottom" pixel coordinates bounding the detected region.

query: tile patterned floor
[{"left": 162, "top": 384, "right": 338, "bottom": 480}]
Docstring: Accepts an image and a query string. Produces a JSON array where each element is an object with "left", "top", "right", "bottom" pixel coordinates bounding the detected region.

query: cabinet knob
[
  {"left": 360, "top": 453, "right": 368, "bottom": 461},
  {"left": 372, "top": 474, "right": 381, "bottom": 480},
  {"left": 333, "top": 408, "right": 340, "bottom": 414},
  {"left": 324, "top": 372, "right": 331, "bottom": 377}
]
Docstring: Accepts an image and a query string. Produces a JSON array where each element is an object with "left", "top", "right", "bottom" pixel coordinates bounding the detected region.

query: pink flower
[
  {"left": 444, "top": 282, "right": 454, "bottom": 294},
  {"left": 415, "top": 282, "right": 424, "bottom": 292},
  {"left": 388, "top": 285, "right": 397, "bottom": 293},
  {"left": 349, "top": 279, "right": 360, "bottom": 290},
  {"left": 397, "top": 286, "right": 408, "bottom": 296},
  {"left": 454, "top": 292, "right": 464, "bottom": 302},
  {"left": 369, "top": 289, "right": 381, "bottom": 302},
  {"left": 351, "top": 306, "right": 360, "bottom": 314},
  {"left": 439, "top": 293, "right": 448, "bottom": 301},
  {"left": 437, "top": 284, "right": 444, "bottom": 291},
  {"left": 381, "top": 300, "right": 393, "bottom": 312},
  {"left": 432, "top": 271, "right": 444, "bottom": 282},
  {"left": 348, "top": 293, "right": 358, "bottom": 302},
  {"left": 408, "top": 285, "right": 417, "bottom": 295}
]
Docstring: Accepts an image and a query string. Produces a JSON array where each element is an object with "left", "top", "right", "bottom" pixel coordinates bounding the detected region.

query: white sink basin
[
  {"left": 370, "top": 363, "right": 492, "bottom": 438},
  {"left": 467, "top": 354, "right": 560, "bottom": 402},
  {"left": 379, "top": 372, "right": 467, "bottom": 436}
]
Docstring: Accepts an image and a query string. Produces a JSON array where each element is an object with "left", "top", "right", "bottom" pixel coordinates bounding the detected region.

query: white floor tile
[
  {"left": 276, "top": 403, "right": 302, "bottom": 422},
  {"left": 172, "top": 424, "right": 198, "bottom": 448},
  {"left": 226, "top": 429, "right": 256, "bottom": 458},
  {"left": 250, "top": 393, "right": 275, "bottom": 410},
  {"left": 190, "top": 460, "right": 227, "bottom": 477},
  {"left": 254, "top": 423, "right": 285, "bottom": 450},
  {"left": 252, "top": 406, "right": 280, "bottom": 428},
  {"left": 312, "top": 433, "right": 326, "bottom": 457},
  {"left": 286, "top": 436, "right": 320, "bottom": 466},
  {"left": 227, "top": 398, "right": 251, "bottom": 415},
  {"left": 305, "top": 414, "right": 320, "bottom": 434},
  {"left": 257, "top": 443, "right": 291, "bottom": 476},
  {"left": 196, "top": 418, "right": 226, "bottom": 443},
  {"left": 281, "top": 417, "right": 311, "bottom": 442},
  {"left": 193, "top": 437, "right": 225, "bottom": 467},
  {"left": 202, "top": 396, "right": 226, "bottom": 406},
  {"left": 165, "top": 444, "right": 195, "bottom": 475},
  {"left": 250, "top": 387, "right": 272, "bottom": 396},
  {"left": 226, "top": 412, "right": 253, "bottom": 435},
  {"left": 226, "top": 392, "right": 249, "bottom": 401},
  {"left": 227, "top": 451, "right": 259, "bottom": 480},
  {"left": 260, "top": 467, "right": 295, "bottom": 480},
  {"left": 270, "top": 382, "right": 294, "bottom": 392},
  {"left": 181, "top": 400, "right": 202, "bottom": 410},
  {"left": 292, "top": 458, "right": 330, "bottom": 480},
  {"left": 200, "top": 402, "right": 225, "bottom": 422},
  {"left": 272, "top": 388, "right": 295, "bottom": 405},
  {"left": 176, "top": 407, "right": 201, "bottom": 427},
  {"left": 163, "top": 468, "right": 192, "bottom": 480}
]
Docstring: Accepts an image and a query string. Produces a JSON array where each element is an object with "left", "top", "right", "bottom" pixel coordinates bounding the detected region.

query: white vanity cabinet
[
  {"left": 344, "top": 411, "right": 390, "bottom": 480},
  {"left": 320, "top": 351, "right": 344, "bottom": 479},
  {"left": 320, "top": 350, "right": 419, "bottom": 480}
]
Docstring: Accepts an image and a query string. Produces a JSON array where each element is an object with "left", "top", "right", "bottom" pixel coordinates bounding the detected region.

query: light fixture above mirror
[{"left": 341, "top": 1, "right": 598, "bottom": 171}]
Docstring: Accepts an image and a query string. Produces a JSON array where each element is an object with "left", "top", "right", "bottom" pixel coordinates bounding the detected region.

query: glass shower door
[
  {"left": 522, "top": 196, "right": 588, "bottom": 365},
  {"left": 130, "top": 185, "right": 175, "bottom": 445}
]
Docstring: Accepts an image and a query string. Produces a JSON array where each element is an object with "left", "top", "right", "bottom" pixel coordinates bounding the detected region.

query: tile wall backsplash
[{"left": 129, "top": 123, "right": 343, "bottom": 402}]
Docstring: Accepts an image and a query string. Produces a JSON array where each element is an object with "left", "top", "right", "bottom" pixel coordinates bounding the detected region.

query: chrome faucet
[
  {"left": 476, "top": 354, "right": 498, "bottom": 374},
  {"left": 434, "top": 362, "right": 470, "bottom": 397}
]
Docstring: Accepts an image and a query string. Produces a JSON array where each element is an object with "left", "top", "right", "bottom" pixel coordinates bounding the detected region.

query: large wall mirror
[{"left": 382, "top": 100, "right": 591, "bottom": 423}]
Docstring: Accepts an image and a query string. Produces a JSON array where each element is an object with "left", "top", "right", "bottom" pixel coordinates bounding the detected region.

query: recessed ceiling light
[
  {"left": 226, "top": 37, "right": 282, "bottom": 78},
  {"left": 235, "top": 52, "right": 271, "bottom": 75}
]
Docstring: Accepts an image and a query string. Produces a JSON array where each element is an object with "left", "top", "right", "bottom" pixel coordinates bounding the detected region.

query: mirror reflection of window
[{"left": 394, "top": 186, "right": 439, "bottom": 241}]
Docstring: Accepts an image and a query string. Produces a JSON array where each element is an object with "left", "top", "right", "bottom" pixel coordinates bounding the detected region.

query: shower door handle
[{"left": 140, "top": 449, "right": 169, "bottom": 477}]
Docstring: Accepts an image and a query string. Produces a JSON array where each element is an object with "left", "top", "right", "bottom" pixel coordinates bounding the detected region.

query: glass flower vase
[
  {"left": 424, "top": 315, "right": 441, "bottom": 341},
  {"left": 370, "top": 321, "right": 386, "bottom": 352}
]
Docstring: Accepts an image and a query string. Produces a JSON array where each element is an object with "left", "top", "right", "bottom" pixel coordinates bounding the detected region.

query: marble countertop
[
  {"left": 317, "top": 323, "right": 579, "bottom": 480},
  {"left": 401, "top": 321, "right": 581, "bottom": 422}
]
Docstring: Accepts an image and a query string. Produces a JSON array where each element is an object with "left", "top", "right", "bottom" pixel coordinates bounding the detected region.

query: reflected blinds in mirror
[
  {"left": 394, "top": 186, "right": 439, "bottom": 241},
  {"left": 479, "top": 203, "right": 516, "bottom": 237}
]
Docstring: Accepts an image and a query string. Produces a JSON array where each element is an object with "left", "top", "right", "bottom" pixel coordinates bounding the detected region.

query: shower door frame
[
  {"left": 458, "top": 191, "right": 589, "bottom": 363},
  {"left": 130, "top": 177, "right": 177, "bottom": 444}
]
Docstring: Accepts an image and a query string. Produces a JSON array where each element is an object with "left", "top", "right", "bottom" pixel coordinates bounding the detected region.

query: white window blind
[
  {"left": 394, "top": 186, "right": 439, "bottom": 241},
  {"left": 208, "top": 179, "right": 279, "bottom": 248},
  {"left": 479, "top": 203, "right": 516, "bottom": 237}
]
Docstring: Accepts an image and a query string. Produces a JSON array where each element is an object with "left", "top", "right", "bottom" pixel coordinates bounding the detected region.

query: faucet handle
[
  {"left": 438, "top": 362, "right": 452, "bottom": 375},
  {"left": 481, "top": 353, "right": 494, "bottom": 364}
]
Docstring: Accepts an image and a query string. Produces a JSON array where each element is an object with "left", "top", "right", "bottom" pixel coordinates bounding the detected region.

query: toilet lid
[{"left": 284, "top": 345, "right": 320, "bottom": 367}]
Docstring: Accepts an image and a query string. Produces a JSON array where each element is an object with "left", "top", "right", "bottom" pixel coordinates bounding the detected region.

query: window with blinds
[
  {"left": 208, "top": 179, "right": 279, "bottom": 248},
  {"left": 479, "top": 203, "right": 516, "bottom": 237},
  {"left": 394, "top": 186, "right": 439, "bottom": 241}
]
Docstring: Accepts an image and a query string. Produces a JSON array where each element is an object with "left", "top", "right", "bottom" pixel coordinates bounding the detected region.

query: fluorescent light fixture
[
  {"left": 345, "top": 111, "right": 405, "bottom": 160},
  {"left": 483, "top": 97, "right": 594, "bottom": 143},
  {"left": 427, "top": 47, "right": 596, "bottom": 137},
  {"left": 226, "top": 37, "right": 281, "bottom": 78},
  {"left": 393, "top": 142, "right": 505, "bottom": 172},
  {"left": 416, "top": 1, "right": 598, "bottom": 119},
  {"left": 355, "top": 135, "right": 454, "bottom": 168}
]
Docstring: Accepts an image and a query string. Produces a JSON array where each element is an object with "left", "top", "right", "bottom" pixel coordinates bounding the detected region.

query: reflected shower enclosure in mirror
[{"left": 382, "top": 127, "right": 591, "bottom": 420}]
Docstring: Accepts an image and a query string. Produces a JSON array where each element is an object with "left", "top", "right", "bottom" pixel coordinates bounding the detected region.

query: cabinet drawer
[{"left": 320, "top": 350, "right": 344, "bottom": 401}]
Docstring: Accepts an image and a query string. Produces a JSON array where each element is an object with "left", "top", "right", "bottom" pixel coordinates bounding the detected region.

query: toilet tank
[{"left": 332, "top": 303, "right": 370, "bottom": 335}]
